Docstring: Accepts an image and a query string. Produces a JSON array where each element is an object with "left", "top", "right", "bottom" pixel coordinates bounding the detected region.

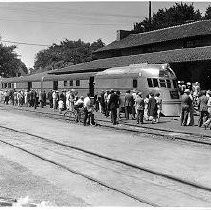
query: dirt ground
[{"left": 1, "top": 109, "right": 211, "bottom": 206}]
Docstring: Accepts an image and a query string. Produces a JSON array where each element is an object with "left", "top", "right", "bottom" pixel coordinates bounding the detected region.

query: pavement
[{"left": 0, "top": 102, "right": 210, "bottom": 137}]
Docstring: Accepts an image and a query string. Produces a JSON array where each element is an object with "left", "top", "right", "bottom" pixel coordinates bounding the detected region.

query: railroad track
[
  {"left": 1, "top": 105, "right": 211, "bottom": 147},
  {"left": 0, "top": 124, "right": 211, "bottom": 206}
]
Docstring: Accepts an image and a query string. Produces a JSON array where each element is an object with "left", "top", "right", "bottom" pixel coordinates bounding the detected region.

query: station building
[{"left": 51, "top": 19, "right": 211, "bottom": 89}]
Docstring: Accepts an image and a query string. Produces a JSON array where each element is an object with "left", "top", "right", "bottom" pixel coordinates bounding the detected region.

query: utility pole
[{"left": 149, "top": 1, "right": 152, "bottom": 31}]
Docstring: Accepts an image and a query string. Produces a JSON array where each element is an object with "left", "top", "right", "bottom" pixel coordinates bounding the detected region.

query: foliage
[
  {"left": 204, "top": 5, "right": 211, "bottom": 19},
  {"left": 133, "top": 3, "right": 202, "bottom": 33},
  {"left": 34, "top": 39, "right": 105, "bottom": 72},
  {"left": 0, "top": 44, "right": 28, "bottom": 77}
]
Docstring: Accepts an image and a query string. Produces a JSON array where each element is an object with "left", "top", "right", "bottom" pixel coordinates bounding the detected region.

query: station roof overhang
[
  {"left": 94, "top": 20, "right": 211, "bottom": 53},
  {"left": 2, "top": 45, "right": 211, "bottom": 83},
  {"left": 48, "top": 45, "right": 211, "bottom": 75}
]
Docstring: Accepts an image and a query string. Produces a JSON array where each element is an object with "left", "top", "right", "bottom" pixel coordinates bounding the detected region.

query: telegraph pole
[{"left": 149, "top": 1, "right": 152, "bottom": 31}]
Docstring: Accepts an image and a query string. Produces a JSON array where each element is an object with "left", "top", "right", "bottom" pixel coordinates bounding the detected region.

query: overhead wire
[{"left": 1, "top": 40, "right": 50, "bottom": 47}]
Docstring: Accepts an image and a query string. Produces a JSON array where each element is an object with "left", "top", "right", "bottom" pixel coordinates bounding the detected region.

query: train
[{"left": 0, "top": 63, "right": 181, "bottom": 116}]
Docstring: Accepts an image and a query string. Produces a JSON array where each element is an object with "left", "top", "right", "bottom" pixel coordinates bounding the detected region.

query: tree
[
  {"left": 0, "top": 44, "right": 28, "bottom": 77},
  {"left": 204, "top": 5, "right": 211, "bottom": 19},
  {"left": 34, "top": 39, "right": 105, "bottom": 72},
  {"left": 133, "top": 3, "right": 202, "bottom": 33}
]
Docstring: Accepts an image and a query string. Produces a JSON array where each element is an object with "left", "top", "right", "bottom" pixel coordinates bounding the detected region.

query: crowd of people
[
  {"left": 0, "top": 88, "right": 163, "bottom": 126},
  {"left": 2, "top": 81, "right": 211, "bottom": 130},
  {"left": 95, "top": 89, "right": 162, "bottom": 125},
  {"left": 179, "top": 81, "right": 211, "bottom": 129}
]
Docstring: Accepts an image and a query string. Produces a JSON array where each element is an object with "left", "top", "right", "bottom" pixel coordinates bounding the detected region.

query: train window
[
  {"left": 76, "top": 80, "right": 80, "bottom": 86},
  {"left": 2, "top": 83, "right": 4, "bottom": 88},
  {"left": 133, "top": 79, "right": 137, "bottom": 88},
  {"left": 147, "top": 78, "right": 153, "bottom": 87},
  {"left": 4, "top": 83, "right": 7, "bottom": 88},
  {"left": 159, "top": 79, "right": 166, "bottom": 88},
  {"left": 8, "top": 83, "right": 11, "bottom": 88},
  {"left": 166, "top": 79, "right": 171, "bottom": 88},
  {"left": 64, "top": 81, "right": 67, "bottom": 87},
  {"left": 172, "top": 80, "right": 178, "bottom": 89},
  {"left": 153, "top": 79, "right": 158, "bottom": 87},
  {"left": 69, "top": 80, "right": 73, "bottom": 86}
]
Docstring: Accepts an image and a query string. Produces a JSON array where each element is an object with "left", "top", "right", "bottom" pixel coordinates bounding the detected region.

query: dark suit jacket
[
  {"left": 181, "top": 94, "right": 192, "bottom": 108},
  {"left": 124, "top": 93, "right": 134, "bottom": 107},
  {"left": 108, "top": 93, "right": 119, "bottom": 110}
]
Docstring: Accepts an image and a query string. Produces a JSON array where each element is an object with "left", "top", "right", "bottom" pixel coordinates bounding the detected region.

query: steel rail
[
  {"left": 2, "top": 105, "right": 211, "bottom": 147},
  {"left": 0, "top": 124, "right": 211, "bottom": 195},
  {"left": 0, "top": 135, "right": 157, "bottom": 207}
]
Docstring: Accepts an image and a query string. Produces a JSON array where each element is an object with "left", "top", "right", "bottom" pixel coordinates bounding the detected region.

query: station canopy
[
  {"left": 2, "top": 45, "right": 211, "bottom": 83},
  {"left": 94, "top": 20, "right": 211, "bottom": 53},
  {"left": 49, "top": 45, "right": 211, "bottom": 75}
]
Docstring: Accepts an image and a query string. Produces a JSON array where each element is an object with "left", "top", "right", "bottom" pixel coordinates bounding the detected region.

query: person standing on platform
[
  {"left": 108, "top": 90, "right": 119, "bottom": 125},
  {"left": 83, "top": 93, "right": 95, "bottom": 126},
  {"left": 74, "top": 96, "right": 84, "bottom": 123},
  {"left": 68, "top": 90, "right": 75, "bottom": 112},
  {"left": 43, "top": 90, "right": 47, "bottom": 107},
  {"left": 132, "top": 89, "right": 137, "bottom": 119},
  {"left": 39, "top": 90, "right": 43, "bottom": 108},
  {"left": 99, "top": 90, "right": 105, "bottom": 114},
  {"left": 203, "top": 91, "right": 211, "bottom": 129},
  {"left": 198, "top": 90, "right": 209, "bottom": 127},
  {"left": 180, "top": 89, "right": 192, "bottom": 126},
  {"left": 135, "top": 92, "right": 144, "bottom": 124},
  {"left": 124, "top": 90, "right": 134, "bottom": 120},
  {"left": 104, "top": 90, "right": 110, "bottom": 117},
  {"left": 144, "top": 94, "right": 150, "bottom": 120},
  {"left": 155, "top": 92, "right": 162, "bottom": 123},
  {"left": 52, "top": 90, "right": 57, "bottom": 111},
  {"left": 58, "top": 98, "right": 64, "bottom": 114},
  {"left": 148, "top": 92, "right": 158, "bottom": 123},
  {"left": 48, "top": 90, "right": 53, "bottom": 108},
  {"left": 187, "top": 92, "right": 194, "bottom": 126},
  {"left": 116, "top": 91, "right": 122, "bottom": 121}
]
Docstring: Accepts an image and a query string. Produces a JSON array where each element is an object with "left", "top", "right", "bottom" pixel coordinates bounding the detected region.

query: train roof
[
  {"left": 96, "top": 63, "right": 171, "bottom": 77},
  {"left": 1, "top": 71, "right": 96, "bottom": 83},
  {"left": 96, "top": 63, "right": 176, "bottom": 78}
]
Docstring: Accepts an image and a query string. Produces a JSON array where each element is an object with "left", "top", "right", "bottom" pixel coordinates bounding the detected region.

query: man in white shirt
[{"left": 83, "top": 93, "right": 95, "bottom": 126}]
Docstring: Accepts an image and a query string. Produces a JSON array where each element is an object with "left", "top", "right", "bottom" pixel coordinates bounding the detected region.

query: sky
[{"left": 0, "top": 1, "right": 210, "bottom": 69}]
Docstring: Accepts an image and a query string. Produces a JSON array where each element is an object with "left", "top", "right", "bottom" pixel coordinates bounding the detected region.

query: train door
[
  {"left": 132, "top": 78, "right": 138, "bottom": 89},
  {"left": 53, "top": 81, "right": 58, "bottom": 90},
  {"left": 28, "top": 82, "right": 32, "bottom": 91},
  {"left": 89, "top": 77, "right": 95, "bottom": 97}
]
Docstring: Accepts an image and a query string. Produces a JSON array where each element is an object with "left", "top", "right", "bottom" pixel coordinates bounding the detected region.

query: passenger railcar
[
  {"left": 0, "top": 71, "right": 97, "bottom": 97},
  {"left": 0, "top": 63, "right": 181, "bottom": 116},
  {"left": 95, "top": 63, "right": 180, "bottom": 116}
]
